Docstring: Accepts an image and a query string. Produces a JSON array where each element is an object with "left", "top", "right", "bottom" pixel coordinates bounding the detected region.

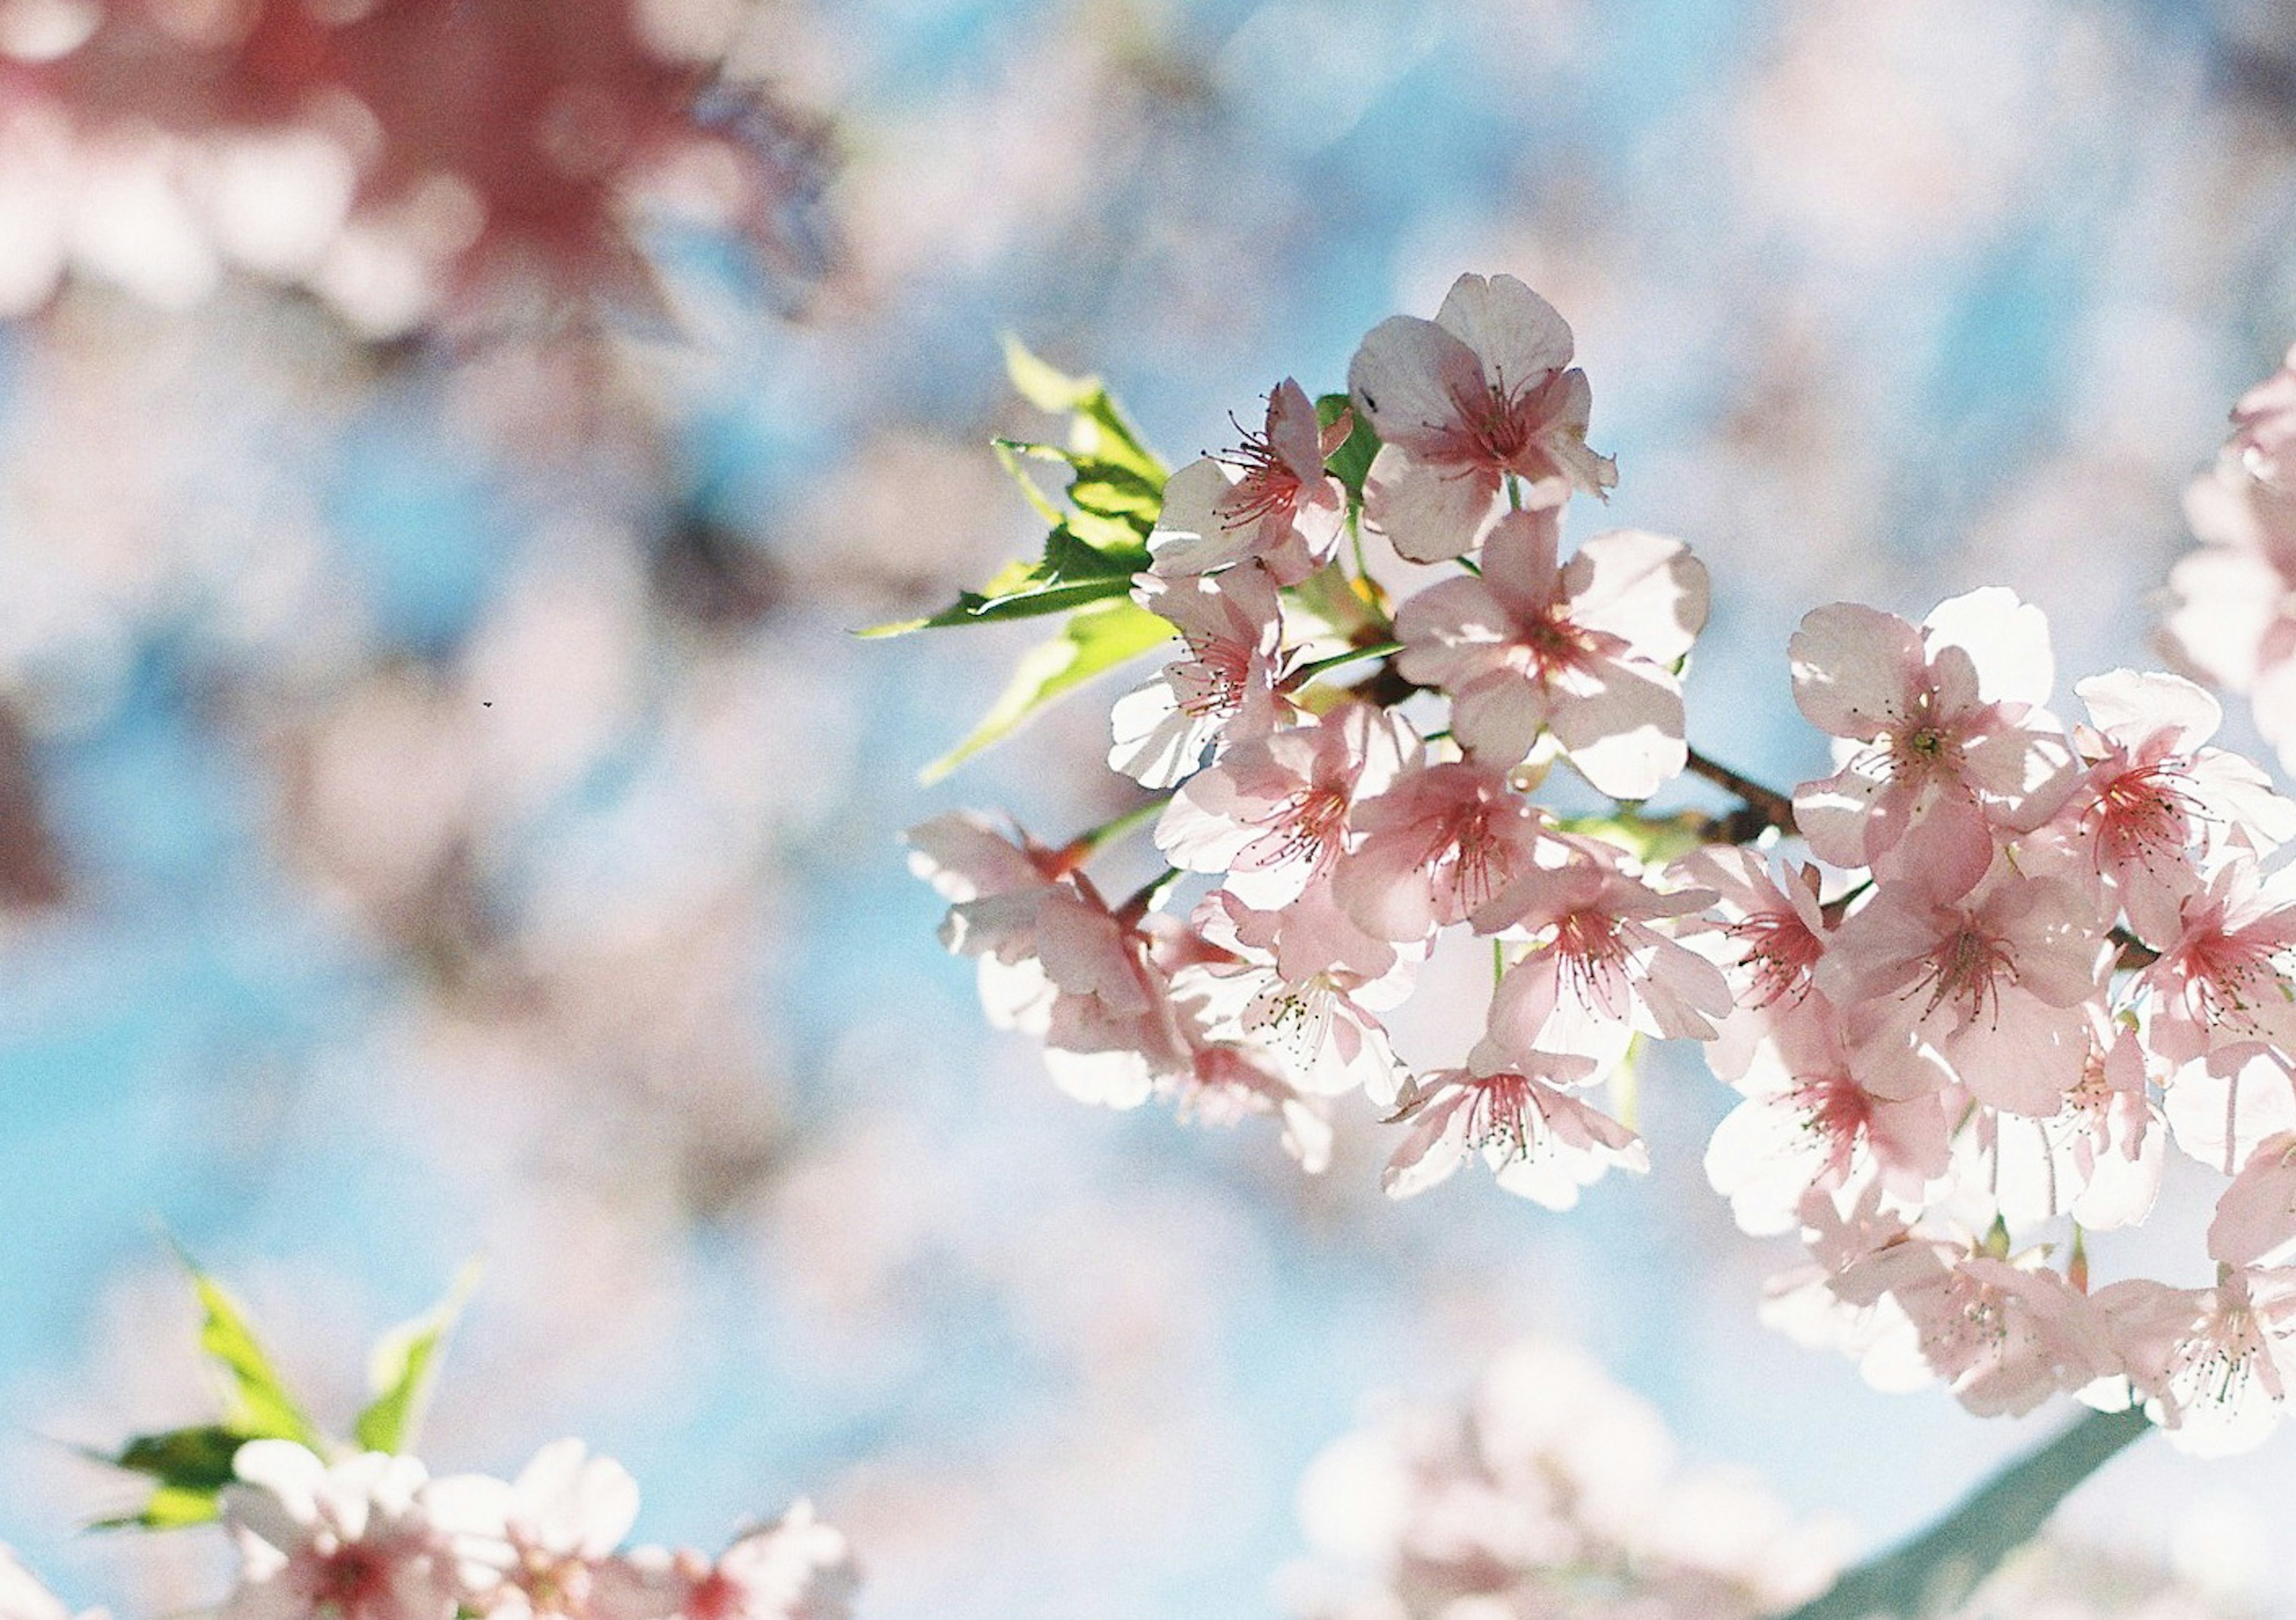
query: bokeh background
[{"left": 7, "top": 1, "right": 2296, "bottom": 1616}]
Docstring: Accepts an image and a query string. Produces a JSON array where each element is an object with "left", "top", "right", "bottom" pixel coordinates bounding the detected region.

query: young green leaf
[
  {"left": 353, "top": 1264, "right": 481, "bottom": 1455},
  {"left": 110, "top": 1424, "right": 249, "bottom": 1493},
  {"left": 91, "top": 1484, "right": 224, "bottom": 1531},
  {"left": 175, "top": 1253, "right": 322, "bottom": 1450},
  {"left": 920, "top": 596, "right": 1176, "bottom": 783}
]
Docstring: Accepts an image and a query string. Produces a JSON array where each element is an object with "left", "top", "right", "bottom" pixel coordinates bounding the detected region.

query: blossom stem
[
  {"left": 1683, "top": 747, "right": 1799, "bottom": 840},
  {"left": 1772, "top": 1405, "right": 2151, "bottom": 1620},
  {"left": 1286, "top": 640, "right": 1405, "bottom": 689},
  {"left": 1063, "top": 796, "right": 1172, "bottom": 863}
]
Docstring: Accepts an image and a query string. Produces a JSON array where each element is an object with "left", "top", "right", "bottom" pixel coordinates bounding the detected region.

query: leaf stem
[
  {"left": 1287, "top": 639, "right": 1406, "bottom": 689},
  {"left": 1063, "top": 795, "right": 1172, "bottom": 863},
  {"left": 1772, "top": 1405, "right": 2151, "bottom": 1620}
]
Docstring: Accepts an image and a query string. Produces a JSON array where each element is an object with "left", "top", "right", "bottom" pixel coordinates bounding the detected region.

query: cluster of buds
[{"left": 911, "top": 273, "right": 2296, "bottom": 1454}]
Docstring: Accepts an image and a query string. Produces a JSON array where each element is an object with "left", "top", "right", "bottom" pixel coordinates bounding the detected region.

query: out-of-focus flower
[
  {"left": 593, "top": 1505, "right": 855, "bottom": 1620},
  {"left": 220, "top": 1442, "right": 460, "bottom": 1620}
]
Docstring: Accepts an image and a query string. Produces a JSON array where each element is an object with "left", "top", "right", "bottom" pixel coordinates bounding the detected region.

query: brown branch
[{"left": 1684, "top": 748, "right": 1798, "bottom": 841}]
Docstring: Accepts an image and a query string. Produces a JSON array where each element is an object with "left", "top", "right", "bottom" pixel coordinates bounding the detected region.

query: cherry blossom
[
  {"left": 0, "top": 1550, "right": 97, "bottom": 1620},
  {"left": 1669, "top": 846, "right": 1830, "bottom": 1081},
  {"left": 1153, "top": 701, "right": 1418, "bottom": 910},
  {"left": 1813, "top": 861, "right": 2109, "bottom": 1117},
  {"left": 2230, "top": 342, "right": 2296, "bottom": 487},
  {"left": 1330, "top": 758, "right": 1553, "bottom": 942},
  {"left": 1347, "top": 272, "right": 1616, "bottom": 562},
  {"left": 2093, "top": 1270, "right": 2296, "bottom": 1456},
  {"left": 1956, "top": 1014, "right": 2161, "bottom": 1232},
  {"left": 591, "top": 1506, "right": 855, "bottom": 1620},
  {"left": 1147, "top": 380, "right": 1349, "bottom": 586},
  {"left": 425, "top": 1442, "right": 641, "bottom": 1620},
  {"left": 1393, "top": 508, "right": 1706, "bottom": 797},
  {"left": 1478, "top": 853, "right": 1730, "bottom": 1076},
  {"left": 220, "top": 1442, "right": 462, "bottom": 1620},
  {"left": 1790, "top": 588, "right": 2077, "bottom": 899},
  {"left": 1703, "top": 1008, "right": 1954, "bottom": 1237},
  {"left": 2136, "top": 853, "right": 2296, "bottom": 1073},
  {"left": 1380, "top": 1050, "right": 1644, "bottom": 1207},
  {"left": 1108, "top": 564, "right": 1293, "bottom": 789},
  {"left": 2163, "top": 457, "right": 2296, "bottom": 776}
]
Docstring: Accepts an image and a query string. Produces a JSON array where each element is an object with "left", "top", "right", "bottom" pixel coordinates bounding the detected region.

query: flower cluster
[
  {"left": 3, "top": 1440, "right": 852, "bottom": 1620},
  {"left": 916, "top": 273, "right": 1718, "bottom": 1203},
  {"left": 909, "top": 274, "right": 2296, "bottom": 1455},
  {"left": 0, "top": 0, "right": 831, "bottom": 332},
  {"left": 1281, "top": 1340, "right": 2252, "bottom": 1620}
]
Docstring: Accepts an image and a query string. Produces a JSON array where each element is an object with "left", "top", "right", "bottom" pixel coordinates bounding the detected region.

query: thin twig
[{"left": 1684, "top": 747, "right": 1799, "bottom": 840}]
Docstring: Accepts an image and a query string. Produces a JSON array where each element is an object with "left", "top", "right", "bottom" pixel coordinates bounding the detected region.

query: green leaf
[
  {"left": 175, "top": 1252, "right": 322, "bottom": 1450},
  {"left": 91, "top": 1484, "right": 222, "bottom": 1531},
  {"left": 1003, "top": 337, "right": 1163, "bottom": 481},
  {"left": 1317, "top": 392, "right": 1380, "bottom": 501},
  {"left": 110, "top": 1424, "right": 248, "bottom": 1493},
  {"left": 1776, "top": 1406, "right": 2151, "bottom": 1620},
  {"left": 354, "top": 1263, "right": 481, "bottom": 1455},
  {"left": 920, "top": 596, "right": 1177, "bottom": 783}
]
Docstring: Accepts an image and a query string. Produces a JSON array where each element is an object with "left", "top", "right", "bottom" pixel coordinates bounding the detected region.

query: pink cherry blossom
[
  {"left": 1153, "top": 701, "right": 1418, "bottom": 910},
  {"left": 2093, "top": 1270, "right": 2296, "bottom": 1456},
  {"left": 1670, "top": 847, "right": 1831, "bottom": 1082},
  {"left": 2230, "top": 343, "right": 2296, "bottom": 487},
  {"left": 221, "top": 1442, "right": 462, "bottom": 1620},
  {"left": 2137, "top": 853, "right": 2296, "bottom": 1072},
  {"left": 2163, "top": 457, "right": 2296, "bottom": 776},
  {"left": 2160, "top": 1048, "right": 2296, "bottom": 1176},
  {"left": 1381, "top": 1051, "right": 1644, "bottom": 1208},
  {"left": 1108, "top": 564, "right": 1293, "bottom": 789},
  {"left": 1814, "top": 862, "right": 2109, "bottom": 1117},
  {"left": 1479, "top": 854, "right": 1730, "bottom": 1075},
  {"left": 1791, "top": 589, "right": 2077, "bottom": 899},
  {"left": 1330, "top": 758, "right": 1552, "bottom": 942},
  {"left": 2044, "top": 669, "right": 2296, "bottom": 943},
  {"left": 425, "top": 1442, "right": 640, "bottom": 1620},
  {"left": 1347, "top": 272, "right": 1616, "bottom": 563},
  {"left": 1957, "top": 1015, "right": 2161, "bottom": 1232},
  {"left": 2209, "top": 1132, "right": 2296, "bottom": 1270},
  {"left": 1147, "top": 380, "right": 1349, "bottom": 586},
  {"left": 1165, "top": 890, "right": 1412, "bottom": 1106},
  {"left": 1393, "top": 508, "right": 1706, "bottom": 797},
  {"left": 1825, "top": 1241, "right": 2118, "bottom": 1418},
  {"left": 591, "top": 1505, "right": 854, "bottom": 1620},
  {"left": 1703, "top": 1009, "right": 1953, "bottom": 1237}
]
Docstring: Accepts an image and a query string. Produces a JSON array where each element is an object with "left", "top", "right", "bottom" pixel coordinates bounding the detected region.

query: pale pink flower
[
  {"left": 1479, "top": 855, "right": 1732, "bottom": 1075},
  {"left": 1671, "top": 847, "right": 1831, "bottom": 1082},
  {"left": 1393, "top": 508, "right": 1706, "bottom": 796},
  {"left": 1347, "top": 273, "right": 1616, "bottom": 563},
  {"left": 907, "top": 812, "right": 1189, "bottom": 1104},
  {"left": 424, "top": 1442, "right": 640, "bottom": 1620},
  {"left": 2163, "top": 457, "right": 2296, "bottom": 776},
  {"left": 1957, "top": 1015, "right": 2161, "bottom": 1232},
  {"left": 2138, "top": 853, "right": 2296, "bottom": 1071},
  {"left": 1108, "top": 564, "right": 1293, "bottom": 788},
  {"left": 1791, "top": 588, "right": 2078, "bottom": 899},
  {"left": 1161, "top": 1022, "right": 1336, "bottom": 1174},
  {"left": 2209, "top": 1132, "right": 2296, "bottom": 1270},
  {"left": 221, "top": 1442, "right": 461, "bottom": 1620},
  {"left": 592, "top": 1505, "right": 854, "bottom": 1620},
  {"left": 2160, "top": 1047, "right": 2296, "bottom": 1176},
  {"left": 1703, "top": 1010, "right": 1953, "bottom": 1237},
  {"left": 1166, "top": 890, "right": 1412, "bottom": 1105},
  {"left": 2047, "top": 669, "right": 2296, "bottom": 943},
  {"left": 1147, "top": 380, "right": 1349, "bottom": 586},
  {"left": 1331, "top": 758, "right": 1551, "bottom": 942},
  {"left": 1815, "top": 863, "right": 2109, "bottom": 1116},
  {"left": 1381, "top": 1051, "right": 1645, "bottom": 1209},
  {"left": 1830, "top": 1243, "right": 2118, "bottom": 1418},
  {"left": 2093, "top": 1270, "right": 2296, "bottom": 1456},
  {"left": 1153, "top": 701, "right": 1418, "bottom": 910},
  {"left": 2230, "top": 343, "right": 2296, "bottom": 487}
]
